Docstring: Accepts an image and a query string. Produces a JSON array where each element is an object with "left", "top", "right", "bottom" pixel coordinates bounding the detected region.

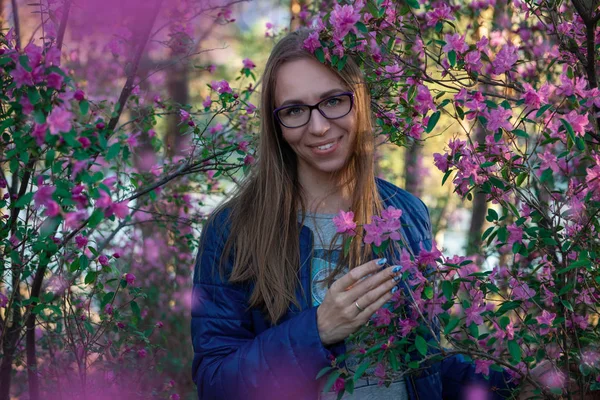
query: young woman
[{"left": 191, "top": 28, "right": 511, "bottom": 400}]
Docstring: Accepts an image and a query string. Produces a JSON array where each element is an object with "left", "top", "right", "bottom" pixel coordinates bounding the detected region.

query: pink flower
[
  {"left": 398, "top": 318, "right": 418, "bottom": 336},
  {"left": 363, "top": 221, "right": 385, "bottom": 246},
  {"left": 98, "top": 255, "right": 109, "bottom": 266},
  {"left": 202, "top": 96, "right": 211, "bottom": 109},
  {"left": 492, "top": 43, "right": 519, "bottom": 75},
  {"left": 329, "top": 4, "right": 360, "bottom": 42},
  {"left": 246, "top": 103, "right": 256, "bottom": 114},
  {"left": 78, "top": 137, "right": 91, "bottom": 149},
  {"left": 303, "top": 31, "right": 321, "bottom": 53},
  {"left": 64, "top": 210, "right": 87, "bottom": 229},
  {"left": 433, "top": 153, "right": 450, "bottom": 172},
  {"left": 45, "top": 200, "right": 61, "bottom": 217},
  {"left": 34, "top": 185, "right": 56, "bottom": 207},
  {"left": 10, "top": 63, "right": 34, "bottom": 88},
  {"left": 110, "top": 201, "right": 130, "bottom": 219},
  {"left": 179, "top": 109, "right": 191, "bottom": 123},
  {"left": 95, "top": 190, "right": 112, "bottom": 209},
  {"left": 374, "top": 363, "right": 386, "bottom": 379},
  {"left": 485, "top": 107, "right": 513, "bottom": 132},
  {"left": 137, "top": 348, "right": 147, "bottom": 358},
  {"left": 75, "top": 235, "right": 88, "bottom": 249},
  {"left": 536, "top": 310, "right": 556, "bottom": 335},
  {"left": 475, "top": 359, "right": 493, "bottom": 376},
  {"left": 104, "top": 303, "right": 113, "bottom": 315},
  {"left": 170, "top": 395, "right": 180, "bottom": 400},
  {"left": 117, "top": 322, "right": 125, "bottom": 329},
  {"left": 507, "top": 223, "right": 523, "bottom": 245},
  {"left": 46, "top": 72, "right": 64, "bottom": 90},
  {"left": 332, "top": 377, "right": 345, "bottom": 393},
  {"left": 414, "top": 85, "right": 435, "bottom": 115},
  {"left": 242, "top": 58, "right": 255, "bottom": 70},
  {"left": 511, "top": 278, "right": 535, "bottom": 301},
  {"left": 155, "top": 321, "right": 164, "bottom": 328},
  {"left": 125, "top": 273, "right": 136, "bottom": 286},
  {"left": 244, "top": 155, "right": 255, "bottom": 165},
  {"left": 521, "top": 82, "right": 549, "bottom": 111},
  {"left": 333, "top": 210, "right": 357, "bottom": 235},
  {"left": 0, "top": 292, "right": 8, "bottom": 308},
  {"left": 47, "top": 107, "right": 72, "bottom": 135},
  {"left": 563, "top": 110, "right": 589, "bottom": 137},
  {"left": 381, "top": 206, "right": 402, "bottom": 220},
  {"left": 211, "top": 79, "right": 232, "bottom": 94},
  {"left": 464, "top": 51, "right": 482, "bottom": 73},
  {"left": 207, "top": 64, "right": 216, "bottom": 74},
  {"left": 425, "top": 3, "right": 454, "bottom": 26},
  {"left": 443, "top": 33, "right": 469, "bottom": 54},
  {"left": 373, "top": 307, "right": 393, "bottom": 327},
  {"left": 465, "top": 303, "right": 485, "bottom": 326},
  {"left": 31, "top": 123, "right": 48, "bottom": 146}
]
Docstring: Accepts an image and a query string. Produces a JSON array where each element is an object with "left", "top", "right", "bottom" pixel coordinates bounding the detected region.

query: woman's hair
[{"left": 209, "top": 28, "right": 384, "bottom": 323}]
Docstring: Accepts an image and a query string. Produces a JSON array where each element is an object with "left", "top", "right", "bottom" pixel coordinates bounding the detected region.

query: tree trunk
[
  {"left": 403, "top": 139, "right": 423, "bottom": 197},
  {"left": 466, "top": 126, "right": 487, "bottom": 255}
]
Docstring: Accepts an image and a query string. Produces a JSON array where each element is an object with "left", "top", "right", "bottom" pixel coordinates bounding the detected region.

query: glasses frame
[{"left": 273, "top": 91, "right": 355, "bottom": 129}]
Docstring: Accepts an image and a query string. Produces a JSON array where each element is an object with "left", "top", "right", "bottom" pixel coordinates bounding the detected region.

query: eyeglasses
[{"left": 273, "top": 92, "right": 354, "bottom": 129}]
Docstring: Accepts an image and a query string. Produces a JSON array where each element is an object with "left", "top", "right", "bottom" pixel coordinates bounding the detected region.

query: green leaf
[
  {"left": 444, "top": 316, "right": 460, "bottom": 334},
  {"left": 79, "top": 255, "right": 89, "bottom": 271},
  {"left": 314, "top": 47, "right": 325, "bottom": 63},
  {"left": 557, "top": 259, "right": 590, "bottom": 274},
  {"left": 80, "top": 100, "right": 89, "bottom": 116},
  {"left": 512, "top": 129, "right": 529, "bottom": 138},
  {"left": 447, "top": 50, "right": 456, "bottom": 67},
  {"left": 536, "top": 104, "right": 552, "bottom": 118},
  {"left": 415, "top": 335, "right": 427, "bottom": 356},
  {"left": 353, "top": 362, "right": 370, "bottom": 381},
  {"left": 496, "top": 300, "right": 521, "bottom": 315},
  {"left": 442, "top": 280, "right": 453, "bottom": 300},
  {"left": 405, "top": 0, "right": 420, "bottom": 8},
  {"left": 33, "top": 108, "right": 46, "bottom": 124},
  {"left": 14, "top": 192, "right": 34, "bottom": 208},
  {"left": 322, "top": 370, "right": 342, "bottom": 393},
  {"left": 355, "top": 22, "right": 368, "bottom": 33},
  {"left": 424, "top": 286, "right": 433, "bottom": 299},
  {"left": 343, "top": 237, "right": 353, "bottom": 258},
  {"left": 508, "top": 340, "right": 521, "bottom": 363},
  {"left": 84, "top": 271, "right": 97, "bottom": 284},
  {"left": 516, "top": 172, "right": 527, "bottom": 187},
  {"left": 316, "top": 366, "right": 333, "bottom": 380},
  {"left": 27, "top": 88, "right": 41, "bottom": 105},
  {"left": 106, "top": 143, "right": 121, "bottom": 161},
  {"left": 131, "top": 300, "right": 141, "bottom": 318},
  {"left": 337, "top": 56, "right": 347, "bottom": 71},
  {"left": 486, "top": 208, "right": 499, "bottom": 222},
  {"left": 426, "top": 111, "right": 441, "bottom": 133}
]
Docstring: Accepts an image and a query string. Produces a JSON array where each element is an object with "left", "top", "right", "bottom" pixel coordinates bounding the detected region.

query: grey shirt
[{"left": 301, "top": 212, "right": 408, "bottom": 400}]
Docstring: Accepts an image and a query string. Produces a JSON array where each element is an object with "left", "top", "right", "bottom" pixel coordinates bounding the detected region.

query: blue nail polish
[
  {"left": 376, "top": 258, "right": 387, "bottom": 266},
  {"left": 391, "top": 286, "right": 399, "bottom": 294},
  {"left": 393, "top": 275, "right": 401, "bottom": 282},
  {"left": 392, "top": 266, "right": 402, "bottom": 274}
]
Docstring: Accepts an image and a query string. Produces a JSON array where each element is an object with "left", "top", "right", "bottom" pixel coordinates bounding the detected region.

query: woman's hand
[{"left": 316, "top": 259, "right": 400, "bottom": 346}]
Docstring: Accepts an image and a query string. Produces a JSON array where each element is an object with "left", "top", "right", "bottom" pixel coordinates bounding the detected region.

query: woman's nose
[{"left": 307, "top": 109, "right": 330, "bottom": 136}]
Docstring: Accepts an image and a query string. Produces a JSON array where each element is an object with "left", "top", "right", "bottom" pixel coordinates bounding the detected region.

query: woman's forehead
[{"left": 274, "top": 58, "right": 346, "bottom": 106}]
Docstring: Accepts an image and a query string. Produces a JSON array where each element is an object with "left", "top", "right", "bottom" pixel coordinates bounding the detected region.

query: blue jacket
[{"left": 191, "top": 178, "right": 513, "bottom": 399}]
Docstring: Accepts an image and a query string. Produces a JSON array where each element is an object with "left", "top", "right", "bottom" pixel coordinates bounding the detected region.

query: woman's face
[{"left": 274, "top": 58, "right": 357, "bottom": 183}]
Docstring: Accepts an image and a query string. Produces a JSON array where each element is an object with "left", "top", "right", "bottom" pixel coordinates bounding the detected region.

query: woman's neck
[{"left": 299, "top": 175, "right": 352, "bottom": 214}]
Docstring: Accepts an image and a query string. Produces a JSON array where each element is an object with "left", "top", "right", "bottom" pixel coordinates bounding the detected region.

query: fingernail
[
  {"left": 393, "top": 275, "right": 401, "bottom": 282},
  {"left": 391, "top": 286, "right": 399, "bottom": 294},
  {"left": 392, "top": 266, "right": 402, "bottom": 274},
  {"left": 376, "top": 258, "right": 387, "bottom": 266}
]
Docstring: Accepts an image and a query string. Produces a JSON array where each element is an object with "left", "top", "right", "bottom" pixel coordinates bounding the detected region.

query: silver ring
[{"left": 355, "top": 301, "right": 364, "bottom": 312}]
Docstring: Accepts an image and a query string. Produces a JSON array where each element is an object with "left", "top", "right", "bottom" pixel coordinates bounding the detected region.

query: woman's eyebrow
[{"left": 279, "top": 89, "right": 346, "bottom": 107}]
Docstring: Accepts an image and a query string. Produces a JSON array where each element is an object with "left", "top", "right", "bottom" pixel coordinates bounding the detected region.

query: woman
[{"left": 191, "top": 28, "right": 511, "bottom": 400}]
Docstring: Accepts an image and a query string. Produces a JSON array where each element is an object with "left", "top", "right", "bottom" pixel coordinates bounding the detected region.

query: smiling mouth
[{"left": 308, "top": 137, "right": 341, "bottom": 150}]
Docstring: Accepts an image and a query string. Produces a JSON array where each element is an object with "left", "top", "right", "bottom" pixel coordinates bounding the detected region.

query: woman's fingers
[
  {"left": 331, "top": 258, "right": 387, "bottom": 292},
  {"left": 356, "top": 285, "right": 396, "bottom": 323},
  {"left": 354, "top": 274, "right": 398, "bottom": 313}
]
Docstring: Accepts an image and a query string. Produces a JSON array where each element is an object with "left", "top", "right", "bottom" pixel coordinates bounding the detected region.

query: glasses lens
[
  {"left": 278, "top": 106, "right": 310, "bottom": 128},
  {"left": 318, "top": 94, "right": 352, "bottom": 119}
]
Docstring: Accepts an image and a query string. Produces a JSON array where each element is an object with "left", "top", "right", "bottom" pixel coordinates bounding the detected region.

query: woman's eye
[
  {"left": 324, "top": 97, "right": 342, "bottom": 107},
  {"left": 284, "top": 107, "right": 304, "bottom": 116}
]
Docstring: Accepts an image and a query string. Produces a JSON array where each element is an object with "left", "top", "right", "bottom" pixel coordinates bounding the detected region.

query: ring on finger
[{"left": 355, "top": 301, "right": 364, "bottom": 312}]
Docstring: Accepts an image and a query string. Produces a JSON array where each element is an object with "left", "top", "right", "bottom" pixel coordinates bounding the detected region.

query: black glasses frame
[{"left": 273, "top": 92, "right": 354, "bottom": 128}]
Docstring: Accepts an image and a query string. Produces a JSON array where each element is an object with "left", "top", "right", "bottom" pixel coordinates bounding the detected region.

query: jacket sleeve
[
  {"left": 440, "top": 354, "right": 515, "bottom": 400},
  {"left": 191, "top": 211, "right": 332, "bottom": 400}
]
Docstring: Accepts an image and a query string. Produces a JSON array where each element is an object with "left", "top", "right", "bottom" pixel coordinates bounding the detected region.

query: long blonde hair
[{"left": 209, "top": 28, "right": 384, "bottom": 323}]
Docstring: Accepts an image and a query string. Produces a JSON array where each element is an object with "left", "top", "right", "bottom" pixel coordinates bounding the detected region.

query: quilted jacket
[{"left": 191, "top": 178, "right": 513, "bottom": 399}]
